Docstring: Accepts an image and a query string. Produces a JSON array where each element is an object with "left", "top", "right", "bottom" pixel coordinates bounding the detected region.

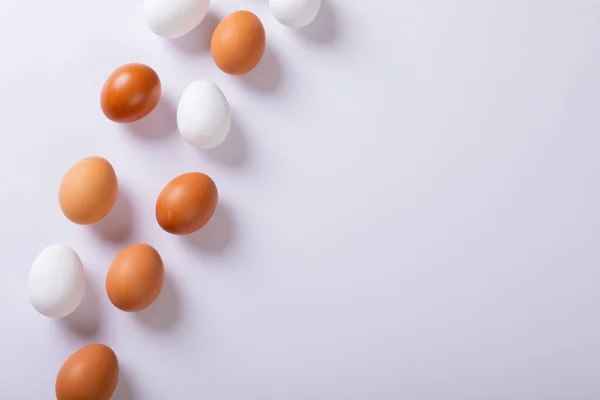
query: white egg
[
  {"left": 270, "top": 0, "right": 321, "bottom": 28},
  {"left": 144, "top": 0, "right": 210, "bottom": 39},
  {"left": 177, "top": 80, "right": 231, "bottom": 149},
  {"left": 28, "top": 244, "right": 85, "bottom": 318}
]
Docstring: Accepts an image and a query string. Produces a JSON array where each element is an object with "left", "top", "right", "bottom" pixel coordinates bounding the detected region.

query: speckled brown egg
[
  {"left": 211, "top": 11, "right": 266, "bottom": 75},
  {"left": 55, "top": 344, "right": 119, "bottom": 400},
  {"left": 156, "top": 172, "right": 218, "bottom": 235},
  {"left": 106, "top": 243, "right": 164, "bottom": 312},
  {"left": 59, "top": 156, "right": 118, "bottom": 225},
  {"left": 101, "top": 63, "right": 161, "bottom": 123}
]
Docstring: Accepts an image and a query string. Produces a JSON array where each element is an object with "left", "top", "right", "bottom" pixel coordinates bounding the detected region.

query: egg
[
  {"left": 59, "top": 156, "right": 118, "bottom": 225},
  {"left": 106, "top": 244, "right": 164, "bottom": 312},
  {"left": 270, "top": 0, "right": 321, "bottom": 27},
  {"left": 211, "top": 11, "right": 266, "bottom": 75},
  {"left": 101, "top": 63, "right": 161, "bottom": 123},
  {"left": 144, "top": 0, "right": 210, "bottom": 39},
  {"left": 28, "top": 244, "right": 85, "bottom": 318},
  {"left": 177, "top": 80, "right": 231, "bottom": 149},
  {"left": 156, "top": 172, "right": 218, "bottom": 235},
  {"left": 56, "top": 344, "right": 119, "bottom": 400}
]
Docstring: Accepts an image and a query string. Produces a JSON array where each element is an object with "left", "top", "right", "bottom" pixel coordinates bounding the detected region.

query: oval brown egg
[
  {"left": 59, "top": 156, "right": 118, "bottom": 225},
  {"left": 156, "top": 172, "right": 218, "bottom": 235},
  {"left": 101, "top": 63, "right": 161, "bottom": 123},
  {"left": 55, "top": 344, "right": 119, "bottom": 400},
  {"left": 211, "top": 10, "right": 266, "bottom": 75},
  {"left": 106, "top": 243, "right": 164, "bottom": 312}
]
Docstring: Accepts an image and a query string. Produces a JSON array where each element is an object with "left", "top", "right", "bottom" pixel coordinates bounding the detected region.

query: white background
[{"left": 1, "top": 0, "right": 599, "bottom": 398}]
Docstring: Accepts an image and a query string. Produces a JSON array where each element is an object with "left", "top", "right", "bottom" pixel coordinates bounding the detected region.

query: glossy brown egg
[
  {"left": 106, "top": 243, "right": 164, "bottom": 312},
  {"left": 211, "top": 11, "right": 266, "bottom": 75},
  {"left": 55, "top": 344, "right": 119, "bottom": 400},
  {"left": 101, "top": 63, "right": 161, "bottom": 123},
  {"left": 156, "top": 172, "right": 218, "bottom": 235},
  {"left": 59, "top": 156, "right": 118, "bottom": 225}
]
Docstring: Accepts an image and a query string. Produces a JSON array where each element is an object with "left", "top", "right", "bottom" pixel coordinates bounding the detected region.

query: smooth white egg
[
  {"left": 28, "top": 244, "right": 85, "bottom": 318},
  {"left": 144, "top": 0, "right": 210, "bottom": 39},
  {"left": 177, "top": 80, "right": 231, "bottom": 149},
  {"left": 270, "top": 0, "right": 321, "bottom": 28}
]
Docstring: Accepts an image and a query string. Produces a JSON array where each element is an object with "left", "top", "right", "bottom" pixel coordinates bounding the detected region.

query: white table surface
[{"left": 1, "top": 0, "right": 600, "bottom": 398}]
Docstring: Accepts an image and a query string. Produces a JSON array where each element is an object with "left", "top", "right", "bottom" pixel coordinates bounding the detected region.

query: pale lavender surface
[{"left": 1, "top": 1, "right": 599, "bottom": 399}]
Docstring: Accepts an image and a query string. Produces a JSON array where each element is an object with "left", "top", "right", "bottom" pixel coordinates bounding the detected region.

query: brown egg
[
  {"left": 55, "top": 344, "right": 119, "bottom": 400},
  {"left": 211, "top": 11, "right": 266, "bottom": 75},
  {"left": 101, "top": 63, "right": 161, "bottom": 123},
  {"left": 156, "top": 172, "right": 218, "bottom": 235},
  {"left": 106, "top": 243, "right": 164, "bottom": 312},
  {"left": 59, "top": 156, "right": 118, "bottom": 225}
]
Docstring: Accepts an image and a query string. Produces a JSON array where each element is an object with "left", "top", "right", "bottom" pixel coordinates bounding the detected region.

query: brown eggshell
[
  {"left": 106, "top": 243, "right": 164, "bottom": 312},
  {"left": 101, "top": 63, "right": 161, "bottom": 123},
  {"left": 211, "top": 11, "right": 266, "bottom": 75},
  {"left": 59, "top": 156, "right": 118, "bottom": 225},
  {"left": 55, "top": 344, "right": 119, "bottom": 400},
  {"left": 156, "top": 172, "right": 218, "bottom": 235}
]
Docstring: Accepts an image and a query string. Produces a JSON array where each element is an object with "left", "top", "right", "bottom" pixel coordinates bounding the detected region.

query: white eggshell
[
  {"left": 270, "top": 0, "right": 321, "bottom": 28},
  {"left": 28, "top": 244, "right": 85, "bottom": 318},
  {"left": 177, "top": 80, "right": 231, "bottom": 149},
  {"left": 144, "top": 0, "right": 210, "bottom": 39}
]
